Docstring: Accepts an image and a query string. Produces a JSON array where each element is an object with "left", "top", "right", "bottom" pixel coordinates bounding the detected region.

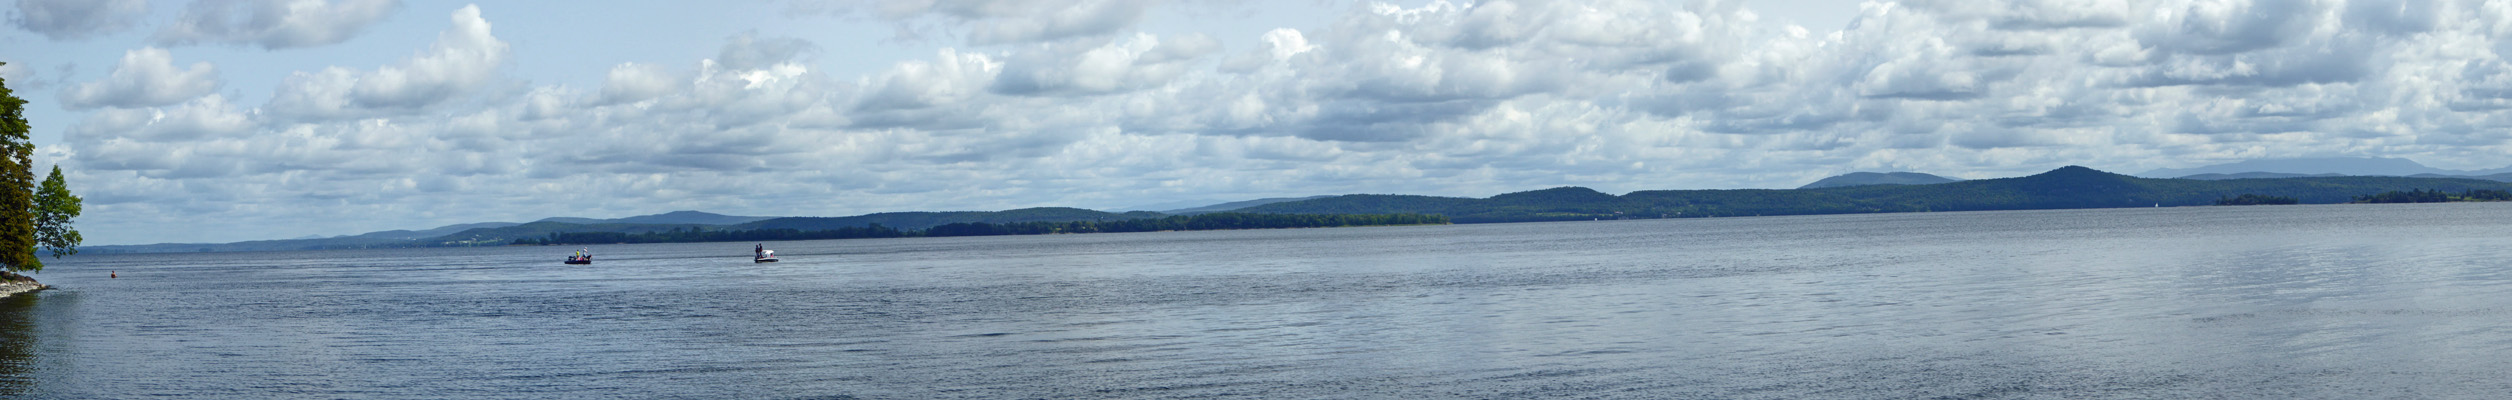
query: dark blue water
[{"left": 8, "top": 203, "right": 2512, "bottom": 398}]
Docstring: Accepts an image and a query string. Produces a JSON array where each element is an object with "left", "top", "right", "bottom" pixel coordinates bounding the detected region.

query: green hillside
[
  {"left": 428, "top": 221, "right": 711, "bottom": 246},
  {"left": 734, "top": 207, "right": 1161, "bottom": 231}
]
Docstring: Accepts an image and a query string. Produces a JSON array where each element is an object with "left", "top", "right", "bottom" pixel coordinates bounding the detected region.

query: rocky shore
[{"left": 0, "top": 272, "right": 44, "bottom": 299}]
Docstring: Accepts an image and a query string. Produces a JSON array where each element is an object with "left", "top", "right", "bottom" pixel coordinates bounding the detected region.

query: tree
[
  {"left": 0, "top": 63, "right": 37, "bottom": 272},
  {"left": 36, "top": 166, "right": 81, "bottom": 260},
  {"left": 0, "top": 63, "right": 77, "bottom": 272}
]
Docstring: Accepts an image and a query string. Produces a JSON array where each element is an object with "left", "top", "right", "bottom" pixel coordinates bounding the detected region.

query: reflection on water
[
  {"left": 0, "top": 292, "right": 35, "bottom": 396},
  {"left": 11, "top": 202, "right": 2512, "bottom": 398}
]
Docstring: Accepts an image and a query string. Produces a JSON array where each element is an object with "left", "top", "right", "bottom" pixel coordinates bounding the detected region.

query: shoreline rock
[{"left": 0, "top": 273, "right": 44, "bottom": 299}]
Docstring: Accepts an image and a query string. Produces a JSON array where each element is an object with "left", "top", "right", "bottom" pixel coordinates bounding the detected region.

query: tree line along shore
[
  {"left": 85, "top": 165, "right": 2512, "bottom": 254},
  {"left": 508, "top": 212, "right": 1451, "bottom": 246}
]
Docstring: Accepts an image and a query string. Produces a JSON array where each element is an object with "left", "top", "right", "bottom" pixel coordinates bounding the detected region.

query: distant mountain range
[
  {"left": 88, "top": 208, "right": 1155, "bottom": 253},
  {"left": 2173, "top": 172, "right": 2347, "bottom": 180},
  {"left": 87, "top": 164, "right": 2512, "bottom": 254},
  {"left": 533, "top": 210, "right": 776, "bottom": 226},
  {"left": 1240, "top": 166, "right": 2512, "bottom": 222},
  {"left": 412, "top": 207, "right": 1163, "bottom": 247},
  {"left": 1798, "top": 172, "right": 1963, "bottom": 189},
  {"left": 2137, "top": 157, "right": 2512, "bottom": 179}
]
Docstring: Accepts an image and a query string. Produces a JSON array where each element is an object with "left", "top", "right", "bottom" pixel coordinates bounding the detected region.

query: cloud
[
  {"left": 715, "top": 33, "right": 820, "bottom": 70},
  {"left": 596, "top": 62, "right": 683, "bottom": 105},
  {"left": 263, "top": 4, "right": 507, "bottom": 121},
  {"left": 800, "top": 0, "right": 1159, "bottom": 45},
  {"left": 10, "top": 0, "right": 147, "bottom": 41},
  {"left": 0, "top": 62, "right": 47, "bottom": 91},
  {"left": 154, "top": 0, "right": 402, "bottom": 49},
  {"left": 58, "top": 48, "right": 224, "bottom": 110},
  {"left": 852, "top": 48, "right": 1000, "bottom": 114},
  {"left": 67, "top": 94, "right": 254, "bottom": 144},
  {"left": 53, "top": 0, "right": 2512, "bottom": 245},
  {"left": 2135, "top": 0, "right": 2315, "bottom": 56},
  {"left": 1900, "top": 0, "right": 2131, "bottom": 31},
  {"left": 991, "top": 33, "right": 1219, "bottom": 96}
]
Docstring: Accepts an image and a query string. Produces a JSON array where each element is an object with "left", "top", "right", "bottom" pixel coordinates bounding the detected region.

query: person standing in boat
[{"left": 754, "top": 243, "right": 763, "bottom": 258}]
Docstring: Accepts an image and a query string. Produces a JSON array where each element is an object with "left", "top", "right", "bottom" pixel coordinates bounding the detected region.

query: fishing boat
[
  {"left": 754, "top": 249, "right": 778, "bottom": 263},
  {"left": 564, "top": 251, "right": 592, "bottom": 265}
]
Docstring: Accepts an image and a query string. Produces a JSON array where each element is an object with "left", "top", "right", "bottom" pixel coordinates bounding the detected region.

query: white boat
[{"left": 754, "top": 249, "right": 778, "bottom": 263}]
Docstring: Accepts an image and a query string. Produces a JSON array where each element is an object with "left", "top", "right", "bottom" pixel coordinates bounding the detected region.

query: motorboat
[
  {"left": 565, "top": 249, "right": 592, "bottom": 264},
  {"left": 754, "top": 249, "right": 778, "bottom": 263}
]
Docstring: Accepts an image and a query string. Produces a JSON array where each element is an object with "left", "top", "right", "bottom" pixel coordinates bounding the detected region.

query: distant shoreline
[{"left": 83, "top": 167, "right": 2512, "bottom": 254}]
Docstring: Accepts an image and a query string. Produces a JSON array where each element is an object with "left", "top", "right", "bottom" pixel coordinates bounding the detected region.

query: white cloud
[
  {"left": 154, "top": 0, "right": 402, "bottom": 49},
  {"left": 852, "top": 48, "right": 1000, "bottom": 114},
  {"left": 597, "top": 62, "right": 683, "bottom": 105},
  {"left": 991, "top": 32, "right": 1219, "bottom": 96},
  {"left": 715, "top": 32, "right": 820, "bottom": 70},
  {"left": 67, "top": 94, "right": 254, "bottom": 144},
  {"left": 59, "top": 48, "right": 224, "bottom": 110},
  {"left": 51, "top": 0, "right": 2512, "bottom": 245},
  {"left": 9, "top": 0, "right": 147, "bottom": 41},
  {"left": 264, "top": 4, "right": 508, "bottom": 121},
  {"left": 800, "top": 0, "right": 1159, "bottom": 45},
  {"left": 0, "top": 62, "right": 41, "bottom": 91}
]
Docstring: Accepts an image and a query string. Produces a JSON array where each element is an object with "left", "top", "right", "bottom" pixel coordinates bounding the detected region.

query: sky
[{"left": 5, "top": 0, "right": 2512, "bottom": 245}]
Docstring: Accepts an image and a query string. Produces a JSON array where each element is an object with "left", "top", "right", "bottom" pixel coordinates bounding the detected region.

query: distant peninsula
[{"left": 86, "top": 166, "right": 2512, "bottom": 254}]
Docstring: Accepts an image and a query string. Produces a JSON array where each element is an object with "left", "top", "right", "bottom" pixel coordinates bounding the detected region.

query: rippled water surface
[{"left": 8, "top": 203, "right": 2512, "bottom": 398}]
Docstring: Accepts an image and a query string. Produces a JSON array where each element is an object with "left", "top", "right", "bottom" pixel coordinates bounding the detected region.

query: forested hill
[
  {"left": 1238, "top": 166, "right": 2512, "bottom": 223},
  {"left": 90, "top": 208, "right": 1166, "bottom": 253},
  {"left": 430, "top": 207, "right": 1161, "bottom": 246},
  {"left": 733, "top": 207, "right": 1162, "bottom": 231},
  {"left": 93, "top": 166, "right": 2512, "bottom": 253}
]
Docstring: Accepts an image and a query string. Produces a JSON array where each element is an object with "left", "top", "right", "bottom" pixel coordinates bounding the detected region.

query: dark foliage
[
  {"left": 2353, "top": 189, "right": 2512, "bottom": 203},
  {"left": 511, "top": 224, "right": 910, "bottom": 245},
  {"left": 0, "top": 64, "right": 78, "bottom": 271},
  {"left": 2215, "top": 194, "right": 2299, "bottom": 205},
  {"left": 2466, "top": 189, "right": 2512, "bottom": 201},
  {"left": 510, "top": 213, "right": 1447, "bottom": 245},
  {"left": 735, "top": 207, "right": 1153, "bottom": 231}
]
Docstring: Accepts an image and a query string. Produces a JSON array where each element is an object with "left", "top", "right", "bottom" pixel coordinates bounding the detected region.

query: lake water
[{"left": 6, "top": 203, "right": 2512, "bottom": 398}]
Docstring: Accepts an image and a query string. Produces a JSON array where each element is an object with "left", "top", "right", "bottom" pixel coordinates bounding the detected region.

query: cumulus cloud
[
  {"left": 264, "top": 4, "right": 507, "bottom": 121},
  {"left": 852, "top": 49, "right": 1000, "bottom": 114},
  {"left": 715, "top": 32, "right": 820, "bottom": 70},
  {"left": 54, "top": 0, "right": 2512, "bottom": 245},
  {"left": 59, "top": 48, "right": 224, "bottom": 110},
  {"left": 68, "top": 94, "right": 254, "bottom": 144},
  {"left": 799, "top": 0, "right": 1159, "bottom": 45},
  {"left": 596, "top": 62, "right": 683, "bottom": 105},
  {"left": 9, "top": 0, "right": 148, "bottom": 40},
  {"left": 0, "top": 62, "right": 46, "bottom": 91},
  {"left": 154, "top": 0, "right": 402, "bottom": 49},
  {"left": 991, "top": 33, "right": 1220, "bottom": 96}
]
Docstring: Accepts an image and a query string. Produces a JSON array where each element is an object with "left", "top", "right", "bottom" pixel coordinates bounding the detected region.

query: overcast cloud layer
[{"left": 16, "top": 0, "right": 2512, "bottom": 244}]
